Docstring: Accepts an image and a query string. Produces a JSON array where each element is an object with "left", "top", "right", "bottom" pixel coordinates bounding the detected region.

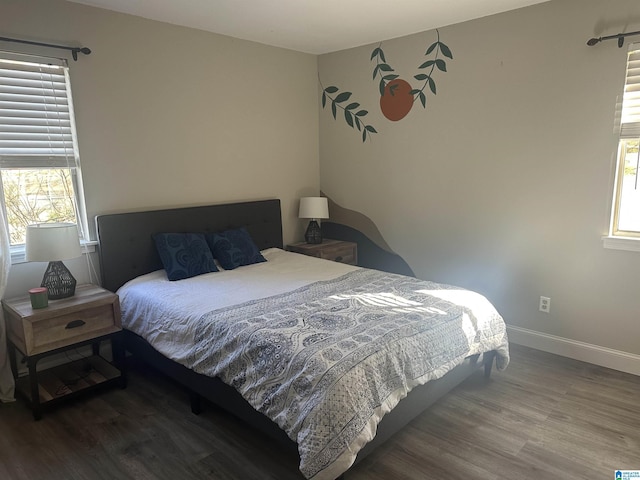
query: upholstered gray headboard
[{"left": 95, "top": 199, "right": 283, "bottom": 293}]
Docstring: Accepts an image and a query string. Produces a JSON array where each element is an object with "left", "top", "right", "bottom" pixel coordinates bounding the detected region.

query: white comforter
[
  {"left": 118, "top": 248, "right": 509, "bottom": 480},
  {"left": 118, "top": 248, "right": 358, "bottom": 365}
]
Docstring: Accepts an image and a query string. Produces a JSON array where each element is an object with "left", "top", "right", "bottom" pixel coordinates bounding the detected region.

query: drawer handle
[
  {"left": 65, "top": 319, "right": 86, "bottom": 329},
  {"left": 335, "top": 256, "right": 343, "bottom": 262}
]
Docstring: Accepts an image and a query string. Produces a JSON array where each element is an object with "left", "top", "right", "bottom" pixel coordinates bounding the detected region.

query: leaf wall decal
[{"left": 319, "top": 78, "right": 377, "bottom": 142}]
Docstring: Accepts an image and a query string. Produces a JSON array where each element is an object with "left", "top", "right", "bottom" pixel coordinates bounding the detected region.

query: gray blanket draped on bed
[{"left": 187, "top": 269, "right": 509, "bottom": 480}]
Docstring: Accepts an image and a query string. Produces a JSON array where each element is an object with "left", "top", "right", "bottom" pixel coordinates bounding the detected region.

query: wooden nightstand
[
  {"left": 287, "top": 239, "right": 358, "bottom": 265},
  {"left": 2, "top": 284, "right": 126, "bottom": 420}
]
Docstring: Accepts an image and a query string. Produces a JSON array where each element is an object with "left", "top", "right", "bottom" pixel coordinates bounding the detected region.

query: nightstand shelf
[
  {"left": 2, "top": 284, "right": 126, "bottom": 420},
  {"left": 287, "top": 239, "right": 358, "bottom": 265},
  {"left": 14, "top": 353, "right": 121, "bottom": 405}
]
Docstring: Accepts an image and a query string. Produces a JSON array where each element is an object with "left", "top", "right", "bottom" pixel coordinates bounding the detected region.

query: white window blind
[
  {"left": 0, "top": 52, "right": 89, "bottom": 249},
  {"left": 0, "top": 55, "right": 77, "bottom": 168},
  {"left": 620, "top": 44, "right": 640, "bottom": 138}
]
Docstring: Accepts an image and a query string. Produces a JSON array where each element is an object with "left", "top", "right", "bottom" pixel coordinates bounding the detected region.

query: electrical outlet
[{"left": 539, "top": 296, "right": 551, "bottom": 313}]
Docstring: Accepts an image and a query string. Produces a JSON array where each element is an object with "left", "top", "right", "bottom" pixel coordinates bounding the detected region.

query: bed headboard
[{"left": 95, "top": 199, "right": 283, "bottom": 293}]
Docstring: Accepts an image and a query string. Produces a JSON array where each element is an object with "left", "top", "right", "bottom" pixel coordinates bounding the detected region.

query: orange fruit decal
[{"left": 380, "top": 79, "right": 414, "bottom": 121}]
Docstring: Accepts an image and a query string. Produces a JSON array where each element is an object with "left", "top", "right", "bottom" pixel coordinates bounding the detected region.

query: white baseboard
[{"left": 506, "top": 325, "right": 640, "bottom": 376}]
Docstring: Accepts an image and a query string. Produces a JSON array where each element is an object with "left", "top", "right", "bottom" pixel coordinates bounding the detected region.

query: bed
[{"left": 95, "top": 198, "right": 509, "bottom": 480}]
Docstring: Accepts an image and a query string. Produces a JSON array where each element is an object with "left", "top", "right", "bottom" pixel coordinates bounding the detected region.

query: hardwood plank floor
[{"left": 0, "top": 344, "right": 638, "bottom": 479}]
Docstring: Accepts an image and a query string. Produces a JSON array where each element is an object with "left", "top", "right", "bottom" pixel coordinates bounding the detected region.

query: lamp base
[
  {"left": 304, "top": 220, "right": 323, "bottom": 244},
  {"left": 41, "top": 261, "right": 77, "bottom": 300}
]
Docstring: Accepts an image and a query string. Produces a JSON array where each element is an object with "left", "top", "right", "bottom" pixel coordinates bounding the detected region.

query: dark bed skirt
[
  {"left": 123, "top": 329, "right": 494, "bottom": 469},
  {"left": 123, "top": 329, "right": 296, "bottom": 450}
]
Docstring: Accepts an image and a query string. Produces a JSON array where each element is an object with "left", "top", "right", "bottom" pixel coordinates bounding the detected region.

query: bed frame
[{"left": 95, "top": 198, "right": 495, "bottom": 477}]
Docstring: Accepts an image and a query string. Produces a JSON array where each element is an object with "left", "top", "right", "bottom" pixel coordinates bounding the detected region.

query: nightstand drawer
[
  {"left": 317, "top": 244, "right": 357, "bottom": 264},
  {"left": 29, "top": 303, "right": 118, "bottom": 355},
  {"left": 3, "top": 285, "right": 122, "bottom": 357},
  {"left": 287, "top": 239, "right": 358, "bottom": 266}
]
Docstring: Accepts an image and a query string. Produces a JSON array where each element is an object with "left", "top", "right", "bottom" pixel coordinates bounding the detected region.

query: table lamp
[
  {"left": 298, "top": 197, "right": 329, "bottom": 244},
  {"left": 26, "top": 223, "right": 82, "bottom": 299}
]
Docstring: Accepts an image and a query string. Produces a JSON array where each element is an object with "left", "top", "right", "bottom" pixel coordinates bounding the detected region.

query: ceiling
[{"left": 67, "top": 0, "right": 551, "bottom": 54}]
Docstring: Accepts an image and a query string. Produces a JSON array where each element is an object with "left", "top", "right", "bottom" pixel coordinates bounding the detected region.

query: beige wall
[
  {"left": 1, "top": 0, "right": 319, "bottom": 297},
  {"left": 319, "top": 0, "right": 640, "bottom": 358}
]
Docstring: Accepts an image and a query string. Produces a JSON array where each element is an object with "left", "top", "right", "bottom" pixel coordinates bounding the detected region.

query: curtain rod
[
  {"left": 587, "top": 30, "right": 640, "bottom": 48},
  {"left": 0, "top": 36, "right": 90, "bottom": 60}
]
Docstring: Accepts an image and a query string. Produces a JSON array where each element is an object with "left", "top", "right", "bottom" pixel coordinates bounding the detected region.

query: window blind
[
  {"left": 0, "top": 55, "right": 76, "bottom": 168},
  {"left": 620, "top": 44, "right": 640, "bottom": 138}
]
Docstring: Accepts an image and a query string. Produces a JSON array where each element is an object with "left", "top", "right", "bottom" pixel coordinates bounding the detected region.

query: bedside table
[
  {"left": 287, "top": 239, "right": 358, "bottom": 265},
  {"left": 2, "top": 284, "right": 126, "bottom": 420}
]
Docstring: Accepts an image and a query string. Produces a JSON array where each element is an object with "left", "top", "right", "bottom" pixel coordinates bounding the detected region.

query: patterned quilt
[{"left": 186, "top": 269, "right": 509, "bottom": 480}]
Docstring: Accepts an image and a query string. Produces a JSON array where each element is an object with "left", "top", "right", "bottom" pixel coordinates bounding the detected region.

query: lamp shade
[
  {"left": 25, "top": 223, "right": 82, "bottom": 262},
  {"left": 298, "top": 197, "right": 329, "bottom": 219}
]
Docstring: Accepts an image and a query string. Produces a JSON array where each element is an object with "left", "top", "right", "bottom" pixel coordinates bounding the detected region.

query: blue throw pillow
[
  {"left": 153, "top": 233, "right": 218, "bottom": 281},
  {"left": 206, "top": 227, "right": 266, "bottom": 270}
]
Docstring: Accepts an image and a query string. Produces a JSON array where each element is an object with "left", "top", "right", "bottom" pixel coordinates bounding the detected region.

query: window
[
  {"left": 610, "top": 45, "right": 640, "bottom": 243},
  {"left": 612, "top": 139, "right": 640, "bottom": 235},
  {"left": 0, "top": 53, "right": 88, "bottom": 256}
]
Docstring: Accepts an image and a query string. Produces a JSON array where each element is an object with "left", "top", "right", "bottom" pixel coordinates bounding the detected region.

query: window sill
[
  {"left": 602, "top": 235, "right": 640, "bottom": 252},
  {"left": 11, "top": 240, "right": 97, "bottom": 265}
]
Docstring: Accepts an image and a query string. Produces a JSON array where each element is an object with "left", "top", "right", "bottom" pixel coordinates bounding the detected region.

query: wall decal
[
  {"left": 320, "top": 81, "right": 378, "bottom": 142},
  {"left": 372, "top": 30, "right": 452, "bottom": 121},
  {"left": 320, "top": 191, "right": 416, "bottom": 277},
  {"left": 319, "top": 30, "right": 452, "bottom": 141}
]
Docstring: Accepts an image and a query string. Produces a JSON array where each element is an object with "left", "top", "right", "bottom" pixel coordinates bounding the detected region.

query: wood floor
[{"left": 0, "top": 343, "right": 638, "bottom": 479}]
